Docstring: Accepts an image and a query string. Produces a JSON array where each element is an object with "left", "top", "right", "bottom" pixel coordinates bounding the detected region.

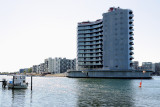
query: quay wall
[{"left": 66, "top": 70, "right": 152, "bottom": 79}]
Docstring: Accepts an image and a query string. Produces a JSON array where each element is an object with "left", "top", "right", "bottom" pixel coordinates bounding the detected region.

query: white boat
[{"left": 8, "top": 75, "right": 28, "bottom": 89}]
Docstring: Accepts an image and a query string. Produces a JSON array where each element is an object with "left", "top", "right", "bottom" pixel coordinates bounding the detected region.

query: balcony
[
  {"left": 129, "top": 16, "right": 133, "bottom": 19},
  {"left": 129, "top": 37, "right": 134, "bottom": 40},
  {"left": 129, "top": 42, "right": 134, "bottom": 45},
  {"left": 79, "top": 62, "right": 103, "bottom": 66},
  {"left": 130, "top": 57, "right": 134, "bottom": 60},
  {"left": 93, "top": 37, "right": 103, "bottom": 41},
  {"left": 129, "top": 52, "right": 134, "bottom": 55},
  {"left": 129, "top": 11, "right": 133, "bottom": 14},
  {"left": 129, "top": 19, "right": 134, "bottom": 22},
  {"left": 130, "top": 63, "right": 133, "bottom": 67},
  {"left": 129, "top": 32, "right": 133, "bottom": 35},
  {"left": 78, "top": 49, "right": 102, "bottom": 54},
  {"left": 92, "top": 24, "right": 103, "bottom": 29},
  {"left": 78, "top": 58, "right": 103, "bottom": 62},
  {"left": 78, "top": 34, "right": 91, "bottom": 38},
  {"left": 78, "top": 26, "right": 92, "bottom": 30},
  {"left": 129, "top": 23, "right": 134, "bottom": 27},
  {"left": 129, "top": 14, "right": 134, "bottom": 18},
  {"left": 129, "top": 29, "right": 134, "bottom": 32},
  {"left": 129, "top": 47, "right": 134, "bottom": 50},
  {"left": 129, "top": 27, "right": 133, "bottom": 29},
  {"left": 78, "top": 38, "right": 93, "bottom": 42}
]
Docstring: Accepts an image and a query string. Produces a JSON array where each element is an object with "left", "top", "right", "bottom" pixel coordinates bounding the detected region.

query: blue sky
[{"left": 0, "top": 0, "right": 160, "bottom": 72}]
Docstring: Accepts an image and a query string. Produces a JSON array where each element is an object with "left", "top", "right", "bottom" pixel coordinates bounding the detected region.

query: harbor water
[{"left": 0, "top": 75, "right": 160, "bottom": 107}]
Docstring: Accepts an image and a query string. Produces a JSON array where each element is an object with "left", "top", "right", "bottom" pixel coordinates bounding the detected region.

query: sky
[{"left": 0, "top": 0, "right": 160, "bottom": 72}]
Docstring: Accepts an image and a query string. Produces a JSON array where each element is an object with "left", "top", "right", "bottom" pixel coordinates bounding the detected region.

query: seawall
[{"left": 66, "top": 70, "right": 152, "bottom": 79}]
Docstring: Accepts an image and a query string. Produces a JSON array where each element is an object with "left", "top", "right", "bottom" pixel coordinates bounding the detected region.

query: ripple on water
[{"left": 0, "top": 76, "right": 160, "bottom": 107}]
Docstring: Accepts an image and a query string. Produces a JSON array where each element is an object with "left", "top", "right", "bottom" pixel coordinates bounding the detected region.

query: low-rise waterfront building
[
  {"left": 141, "top": 62, "right": 155, "bottom": 72},
  {"left": 155, "top": 63, "right": 160, "bottom": 75},
  {"left": 71, "top": 58, "right": 76, "bottom": 70},
  {"left": 32, "top": 65, "right": 38, "bottom": 73},
  {"left": 60, "top": 58, "right": 71, "bottom": 73},
  {"left": 52, "top": 57, "right": 61, "bottom": 74},
  {"left": 29, "top": 57, "right": 76, "bottom": 74},
  {"left": 132, "top": 61, "right": 139, "bottom": 70},
  {"left": 44, "top": 58, "right": 54, "bottom": 73}
]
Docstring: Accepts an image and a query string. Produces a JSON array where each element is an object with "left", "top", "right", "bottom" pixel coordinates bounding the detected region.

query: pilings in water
[
  {"left": 13, "top": 76, "right": 14, "bottom": 89},
  {"left": 0, "top": 79, "right": 7, "bottom": 88},
  {"left": 31, "top": 76, "right": 32, "bottom": 91}
]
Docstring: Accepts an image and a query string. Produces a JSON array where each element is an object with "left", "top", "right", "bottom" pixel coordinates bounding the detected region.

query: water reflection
[
  {"left": 1, "top": 75, "right": 160, "bottom": 107},
  {"left": 11, "top": 89, "right": 26, "bottom": 107},
  {"left": 76, "top": 79, "right": 135, "bottom": 107}
]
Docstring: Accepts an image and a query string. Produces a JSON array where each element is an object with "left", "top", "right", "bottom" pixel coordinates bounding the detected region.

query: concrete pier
[{"left": 66, "top": 70, "right": 152, "bottom": 79}]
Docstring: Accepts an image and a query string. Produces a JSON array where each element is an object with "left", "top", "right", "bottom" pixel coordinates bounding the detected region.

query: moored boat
[{"left": 8, "top": 75, "right": 28, "bottom": 89}]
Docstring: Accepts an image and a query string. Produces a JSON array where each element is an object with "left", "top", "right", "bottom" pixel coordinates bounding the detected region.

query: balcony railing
[
  {"left": 78, "top": 29, "right": 102, "bottom": 34},
  {"left": 78, "top": 62, "right": 103, "bottom": 66},
  {"left": 129, "top": 37, "right": 134, "bottom": 40},
  {"left": 78, "top": 50, "right": 102, "bottom": 54},
  {"left": 129, "top": 47, "right": 134, "bottom": 50},
  {"left": 78, "top": 58, "right": 103, "bottom": 62},
  {"left": 129, "top": 42, "right": 134, "bottom": 45},
  {"left": 129, "top": 51, "right": 134, "bottom": 55},
  {"left": 78, "top": 45, "right": 102, "bottom": 50},
  {"left": 78, "top": 53, "right": 103, "bottom": 58},
  {"left": 130, "top": 57, "right": 134, "bottom": 60}
]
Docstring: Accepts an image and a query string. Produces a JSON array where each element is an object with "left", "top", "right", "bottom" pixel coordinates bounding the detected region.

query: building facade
[
  {"left": 32, "top": 65, "right": 38, "bottom": 73},
  {"left": 71, "top": 58, "right": 76, "bottom": 70},
  {"left": 141, "top": 62, "right": 155, "bottom": 72},
  {"left": 77, "top": 19, "right": 103, "bottom": 70},
  {"left": 52, "top": 57, "right": 61, "bottom": 74},
  {"left": 20, "top": 57, "right": 76, "bottom": 74},
  {"left": 132, "top": 61, "right": 139, "bottom": 70},
  {"left": 77, "top": 7, "right": 134, "bottom": 70},
  {"left": 155, "top": 62, "right": 160, "bottom": 75},
  {"left": 44, "top": 58, "right": 54, "bottom": 73},
  {"left": 60, "top": 58, "right": 71, "bottom": 73}
]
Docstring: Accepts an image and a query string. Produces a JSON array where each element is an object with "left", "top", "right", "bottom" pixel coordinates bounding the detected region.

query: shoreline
[{"left": 1, "top": 73, "right": 66, "bottom": 77}]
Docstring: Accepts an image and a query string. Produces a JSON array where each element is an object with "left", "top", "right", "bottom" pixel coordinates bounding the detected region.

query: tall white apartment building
[
  {"left": 53, "top": 57, "right": 61, "bottom": 74},
  {"left": 77, "top": 7, "right": 134, "bottom": 70}
]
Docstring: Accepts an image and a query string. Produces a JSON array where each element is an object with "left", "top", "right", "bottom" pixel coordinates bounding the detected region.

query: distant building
[
  {"left": 19, "top": 68, "right": 31, "bottom": 73},
  {"left": 141, "top": 62, "right": 155, "bottom": 72},
  {"left": 52, "top": 57, "right": 61, "bottom": 74},
  {"left": 41, "top": 63, "right": 45, "bottom": 73},
  {"left": 19, "top": 69, "right": 26, "bottom": 73},
  {"left": 60, "top": 58, "right": 71, "bottom": 73},
  {"left": 71, "top": 58, "right": 76, "bottom": 70},
  {"left": 155, "top": 63, "right": 160, "bottom": 75},
  {"left": 37, "top": 63, "right": 45, "bottom": 74},
  {"left": 29, "top": 57, "right": 76, "bottom": 74},
  {"left": 32, "top": 65, "right": 38, "bottom": 73},
  {"left": 132, "top": 61, "right": 139, "bottom": 70},
  {"left": 44, "top": 58, "right": 54, "bottom": 73},
  {"left": 77, "top": 7, "right": 134, "bottom": 70},
  {"left": 37, "top": 65, "right": 41, "bottom": 74}
]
